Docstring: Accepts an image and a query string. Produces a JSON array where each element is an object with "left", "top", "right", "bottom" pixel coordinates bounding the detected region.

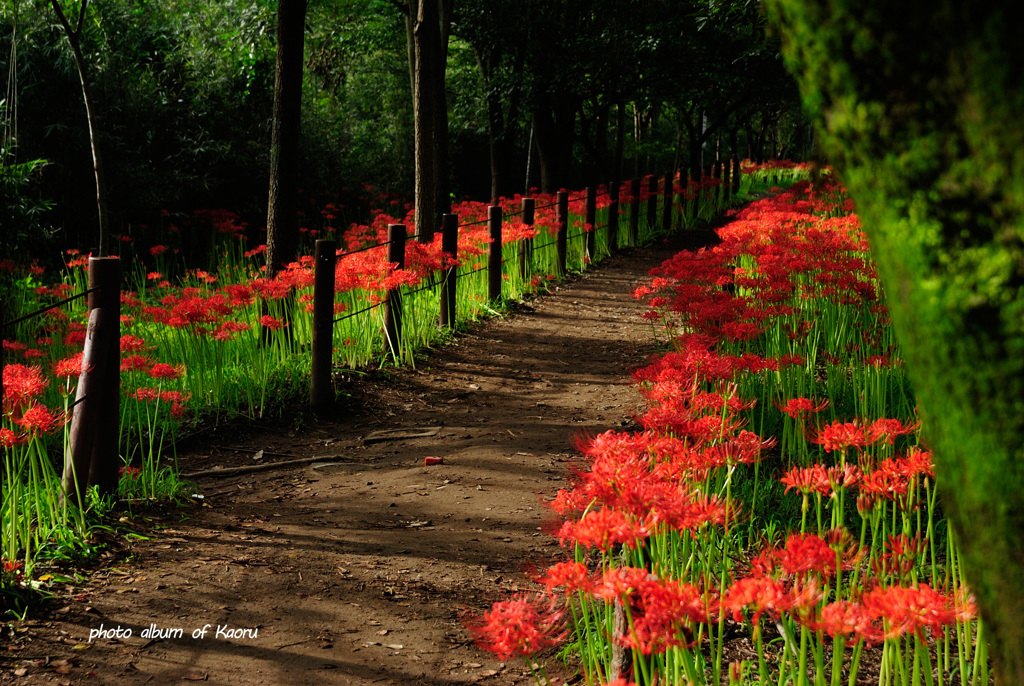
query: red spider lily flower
[
  {"left": 134, "top": 387, "right": 161, "bottom": 402},
  {"left": 773, "top": 533, "right": 840, "bottom": 578},
  {"left": 170, "top": 403, "right": 188, "bottom": 420},
  {"left": 624, "top": 578, "right": 713, "bottom": 655},
  {"left": 149, "top": 244, "right": 169, "bottom": 257},
  {"left": 121, "top": 354, "right": 154, "bottom": 373},
  {"left": 780, "top": 464, "right": 831, "bottom": 495},
  {"left": 119, "top": 465, "right": 142, "bottom": 480},
  {"left": 147, "top": 271, "right": 162, "bottom": 281},
  {"left": 3, "top": 363, "right": 49, "bottom": 411},
  {"left": 53, "top": 353, "right": 85, "bottom": 378},
  {"left": 259, "top": 315, "right": 286, "bottom": 331},
  {"left": 535, "top": 561, "right": 594, "bottom": 596},
  {"left": 120, "top": 335, "right": 151, "bottom": 353},
  {"left": 16, "top": 404, "right": 66, "bottom": 436},
  {"left": 148, "top": 363, "right": 184, "bottom": 380},
  {"left": 1, "top": 427, "right": 26, "bottom": 448},
  {"left": 593, "top": 566, "right": 654, "bottom": 603},
  {"left": 812, "top": 420, "right": 883, "bottom": 452},
  {"left": 861, "top": 584, "right": 974, "bottom": 638},
  {"left": 777, "top": 397, "right": 830, "bottom": 420},
  {"left": 464, "top": 593, "right": 566, "bottom": 660},
  {"left": 903, "top": 447, "right": 934, "bottom": 478},
  {"left": 868, "top": 417, "right": 920, "bottom": 444},
  {"left": 813, "top": 601, "right": 885, "bottom": 644},
  {"left": 557, "top": 508, "right": 647, "bottom": 551},
  {"left": 722, "top": 576, "right": 794, "bottom": 624},
  {"left": 859, "top": 467, "right": 911, "bottom": 502},
  {"left": 877, "top": 533, "right": 928, "bottom": 578}
]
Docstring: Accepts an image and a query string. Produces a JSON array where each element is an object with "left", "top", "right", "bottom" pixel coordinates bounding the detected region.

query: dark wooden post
[
  {"left": 310, "top": 239, "right": 337, "bottom": 409},
  {"left": 519, "top": 198, "right": 535, "bottom": 282},
  {"left": 691, "top": 169, "right": 700, "bottom": 221},
  {"left": 723, "top": 159, "right": 732, "bottom": 204},
  {"left": 629, "top": 177, "right": 641, "bottom": 246},
  {"left": 64, "top": 307, "right": 113, "bottom": 504},
  {"left": 383, "top": 224, "right": 406, "bottom": 359},
  {"left": 440, "top": 213, "right": 458, "bottom": 329},
  {"left": 487, "top": 205, "right": 502, "bottom": 301},
  {"left": 714, "top": 160, "right": 724, "bottom": 212},
  {"left": 608, "top": 181, "right": 620, "bottom": 253},
  {"left": 732, "top": 157, "right": 741, "bottom": 195},
  {"left": 585, "top": 186, "right": 597, "bottom": 261},
  {"left": 646, "top": 175, "right": 658, "bottom": 236},
  {"left": 85, "top": 256, "right": 120, "bottom": 495},
  {"left": 556, "top": 191, "right": 568, "bottom": 276},
  {"left": 662, "top": 171, "right": 673, "bottom": 233}
]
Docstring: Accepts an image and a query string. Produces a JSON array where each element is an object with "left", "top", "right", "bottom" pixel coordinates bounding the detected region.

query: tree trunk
[
  {"left": 410, "top": 0, "right": 449, "bottom": 243},
  {"left": 266, "top": 0, "right": 307, "bottom": 279},
  {"left": 770, "top": 1, "right": 1024, "bottom": 681},
  {"left": 49, "top": 0, "right": 109, "bottom": 257},
  {"left": 613, "top": 101, "right": 626, "bottom": 183},
  {"left": 533, "top": 94, "right": 575, "bottom": 193}
]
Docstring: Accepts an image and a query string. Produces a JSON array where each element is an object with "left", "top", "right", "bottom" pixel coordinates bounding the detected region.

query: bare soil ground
[{"left": 3, "top": 238, "right": 723, "bottom": 686}]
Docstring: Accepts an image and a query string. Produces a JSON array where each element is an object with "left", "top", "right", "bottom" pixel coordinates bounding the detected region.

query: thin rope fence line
[
  {"left": 336, "top": 238, "right": 393, "bottom": 260},
  {"left": 2, "top": 286, "right": 100, "bottom": 329},
  {"left": 332, "top": 299, "right": 385, "bottom": 324}
]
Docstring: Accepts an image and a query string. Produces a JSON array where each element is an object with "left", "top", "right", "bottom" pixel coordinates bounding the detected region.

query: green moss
[{"left": 767, "top": 0, "right": 1024, "bottom": 678}]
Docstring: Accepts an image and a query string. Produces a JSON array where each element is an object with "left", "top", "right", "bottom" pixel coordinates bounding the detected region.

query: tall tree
[
  {"left": 266, "top": 0, "right": 308, "bottom": 278},
  {"left": 769, "top": 0, "right": 1024, "bottom": 680},
  {"left": 394, "top": 0, "right": 451, "bottom": 242},
  {"left": 49, "top": 0, "right": 109, "bottom": 256}
]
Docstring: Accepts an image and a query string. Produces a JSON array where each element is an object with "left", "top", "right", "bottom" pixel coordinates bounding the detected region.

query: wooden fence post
[
  {"left": 383, "top": 224, "right": 406, "bottom": 358},
  {"left": 310, "top": 239, "right": 337, "bottom": 409},
  {"left": 714, "top": 160, "right": 724, "bottom": 212},
  {"left": 662, "top": 171, "right": 673, "bottom": 233},
  {"left": 585, "top": 186, "right": 597, "bottom": 261},
  {"left": 646, "top": 175, "right": 658, "bottom": 235},
  {"left": 723, "top": 158, "right": 732, "bottom": 204},
  {"left": 440, "top": 213, "right": 459, "bottom": 329},
  {"left": 629, "top": 177, "right": 641, "bottom": 246},
  {"left": 488, "top": 205, "right": 502, "bottom": 301},
  {"left": 691, "top": 169, "right": 700, "bottom": 221},
  {"left": 608, "top": 181, "right": 620, "bottom": 253},
  {"left": 519, "top": 198, "right": 534, "bottom": 282},
  {"left": 83, "top": 256, "right": 120, "bottom": 495},
  {"left": 556, "top": 191, "right": 569, "bottom": 275}
]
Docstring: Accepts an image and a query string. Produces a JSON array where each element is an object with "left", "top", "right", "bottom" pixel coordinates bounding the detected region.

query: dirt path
[{"left": 2, "top": 240, "right": 705, "bottom": 686}]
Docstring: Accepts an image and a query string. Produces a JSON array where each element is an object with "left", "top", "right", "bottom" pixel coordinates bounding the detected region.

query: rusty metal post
[
  {"left": 310, "top": 239, "right": 337, "bottom": 409},
  {"left": 383, "top": 225, "right": 406, "bottom": 359},
  {"left": 487, "top": 205, "right": 502, "bottom": 301},
  {"left": 518, "top": 198, "right": 535, "bottom": 282},
  {"left": 556, "top": 191, "right": 568, "bottom": 276},
  {"left": 608, "top": 181, "right": 620, "bottom": 253},
  {"left": 662, "top": 171, "right": 673, "bottom": 233},
  {"left": 629, "top": 177, "right": 641, "bottom": 246},
  {"left": 646, "top": 175, "right": 657, "bottom": 237},
  {"left": 585, "top": 186, "right": 597, "bottom": 261},
  {"left": 84, "top": 256, "right": 120, "bottom": 495},
  {"left": 439, "top": 214, "right": 459, "bottom": 329}
]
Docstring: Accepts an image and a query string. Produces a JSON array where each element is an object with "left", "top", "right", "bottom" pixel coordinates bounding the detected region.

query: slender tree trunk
[
  {"left": 266, "top": 0, "right": 307, "bottom": 279},
  {"left": 410, "top": 0, "right": 449, "bottom": 243},
  {"left": 771, "top": 1, "right": 1024, "bottom": 680},
  {"left": 613, "top": 101, "right": 626, "bottom": 183},
  {"left": 49, "top": 0, "right": 109, "bottom": 257}
]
